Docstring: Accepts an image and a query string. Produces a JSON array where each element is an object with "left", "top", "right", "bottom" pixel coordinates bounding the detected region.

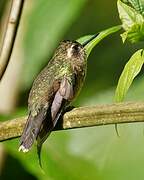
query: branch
[
  {"left": 1, "top": 102, "right": 144, "bottom": 141},
  {"left": 0, "top": 0, "right": 24, "bottom": 80}
]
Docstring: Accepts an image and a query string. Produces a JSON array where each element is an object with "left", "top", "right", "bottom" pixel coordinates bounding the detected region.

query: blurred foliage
[
  {"left": 0, "top": 0, "right": 8, "bottom": 22},
  {"left": 1, "top": 0, "right": 144, "bottom": 180},
  {"left": 22, "top": 0, "right": 87, "bottom": 89}
]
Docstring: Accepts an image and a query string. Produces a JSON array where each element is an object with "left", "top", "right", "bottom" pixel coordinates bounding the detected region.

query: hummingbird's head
[{"left": 55, "top": 40, "right": 86, "bottom": 61}]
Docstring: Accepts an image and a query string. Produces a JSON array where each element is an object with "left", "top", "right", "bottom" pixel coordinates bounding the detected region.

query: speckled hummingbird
[{"left": 19, "top": 35, "right": 97, "bottom": 165}]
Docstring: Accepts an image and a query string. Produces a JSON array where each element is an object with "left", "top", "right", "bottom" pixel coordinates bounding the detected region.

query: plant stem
[
  {"left": 0, "top": 0, "right": 24, "bottom": 80},
  {"left": 85, "top": 25, "right": 122, "bottom": 57},
  {"left": 0, "top": 102, "right": 144, "bottom": 141}
]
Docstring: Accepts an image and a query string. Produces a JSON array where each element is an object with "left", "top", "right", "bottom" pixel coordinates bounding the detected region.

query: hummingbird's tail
[
  {"left": 19, "top": 108, "right": 47, "bottom": 153},
  {"left": 36, "top": 108, "right": 64, "bottom": 167},
  {"left": 37, "top": 130, "right": 51, "bottom": 168}
]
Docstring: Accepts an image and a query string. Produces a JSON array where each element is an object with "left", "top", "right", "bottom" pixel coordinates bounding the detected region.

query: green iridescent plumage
[{"left": 19, "top": 40, "right": 87, "bottom": 166}]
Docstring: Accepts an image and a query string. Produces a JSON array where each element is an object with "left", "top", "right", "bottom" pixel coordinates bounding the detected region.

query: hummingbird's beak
[{"left": 82, "top": 33, "right": 99, "bottom": 47}]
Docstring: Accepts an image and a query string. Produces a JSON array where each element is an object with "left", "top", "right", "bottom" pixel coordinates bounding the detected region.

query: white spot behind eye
[{"left": 67, "top": 46, "right": 73, "bottom": 58}]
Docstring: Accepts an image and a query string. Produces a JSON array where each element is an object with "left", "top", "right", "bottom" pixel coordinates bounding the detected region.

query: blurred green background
[{"left": 1, "top": 0, "right": 144, "bottom": 179}]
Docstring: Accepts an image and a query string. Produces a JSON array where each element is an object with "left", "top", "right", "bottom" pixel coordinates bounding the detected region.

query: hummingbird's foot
[{"left": 18, "top": 145, "right": 29, "bottom": 153}]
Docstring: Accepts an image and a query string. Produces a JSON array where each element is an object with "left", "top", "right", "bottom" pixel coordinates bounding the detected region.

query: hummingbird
[{"left": 19, "top": 34, "right": 97, "bottom": 165}]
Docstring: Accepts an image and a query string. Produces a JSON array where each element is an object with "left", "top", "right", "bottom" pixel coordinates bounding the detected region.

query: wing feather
[{"left": 37, "top": 75, "right": 75, "bottom": 167}]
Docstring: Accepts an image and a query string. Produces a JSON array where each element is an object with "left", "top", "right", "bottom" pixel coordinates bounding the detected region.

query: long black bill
[{"left": 82, "top": 33, "right": 99, "bottom": 47}]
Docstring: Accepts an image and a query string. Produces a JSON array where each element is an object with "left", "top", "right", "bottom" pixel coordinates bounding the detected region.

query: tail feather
[
  {"left": 37, "top": 143, "right": 43, "bottom": 168},
  {"left": 19, "top": 99, "right": 66, "bottom": 167},
  {"left": 36, "top": 112, "right": 53, "bottom": 167},
  {"left": 19, "top": 108, "right": 47, "bottom": 152},
  {"left": 36, "top": 108, "right": 63, "bottom": 167},
  {"left": 37, "top": 129, "right": 51, "bottom": 168}
]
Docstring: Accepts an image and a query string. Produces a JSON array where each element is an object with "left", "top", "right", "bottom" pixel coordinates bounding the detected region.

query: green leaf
[
  {"left": 117, "top": 0, "right": 144, "bottom": 43},
  {"left": 115, "top": 49, "right": 144, "bottom": 102},
  {"left": 121, "top": 0, "right": 144, "bottom": 16},
  {"left": 77, "top": 25, "right": 122, "bottom": 57},
  {"left": 117, "top": 0, "right": 144, "bottom": 30},
  {"left": 121, "top": 23, "right": 144, "bottom": 42}
]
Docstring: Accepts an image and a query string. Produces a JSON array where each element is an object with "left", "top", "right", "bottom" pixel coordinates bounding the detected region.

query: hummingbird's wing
[
  {"left": 51, "top": 76, "right": 73, "bottom": 124},
  {"left": 37, "top": 75, "right": 75, "bottom": 167}
]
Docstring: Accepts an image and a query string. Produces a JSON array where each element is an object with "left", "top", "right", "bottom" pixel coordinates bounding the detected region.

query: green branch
[{"left": 1, "top": 102, "right": 144, "bottom": 141}]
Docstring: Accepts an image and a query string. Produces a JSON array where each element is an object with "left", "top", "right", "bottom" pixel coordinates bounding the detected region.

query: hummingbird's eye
[
  {"left": 72, "top": 44, "right": 79, "bottom": 52},
  {"left": 67, "top": 43, "right": 81, "bottom": 58}
]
